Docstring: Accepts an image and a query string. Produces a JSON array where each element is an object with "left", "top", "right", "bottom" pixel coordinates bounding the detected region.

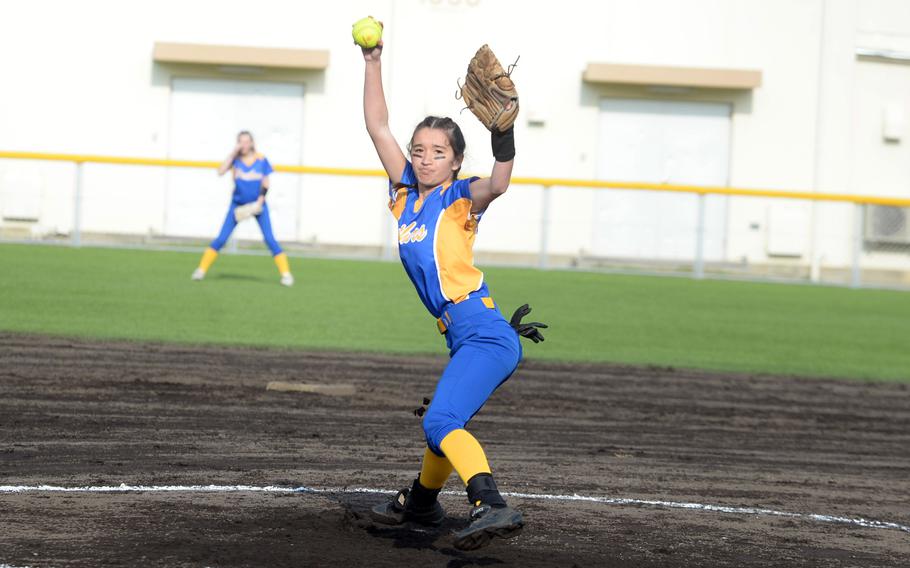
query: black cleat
[
  {"left": 452, "top": 503, "right": 524, "bottom": 550},
  {"left": 370, "top": 482, "right": 446, "bottom": 527}
]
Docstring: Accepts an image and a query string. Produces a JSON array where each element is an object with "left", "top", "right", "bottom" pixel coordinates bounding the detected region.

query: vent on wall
[{"left": 864, "top": 206, "right": 910, "bottom": 245}]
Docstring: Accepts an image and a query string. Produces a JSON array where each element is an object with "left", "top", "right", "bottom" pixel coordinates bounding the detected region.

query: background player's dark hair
[
  {"left": 237, "top": 130, "right": 256, "bottom": 153},
  {"left": 407, "top": 116, "right": 466, "bottom": 180}
]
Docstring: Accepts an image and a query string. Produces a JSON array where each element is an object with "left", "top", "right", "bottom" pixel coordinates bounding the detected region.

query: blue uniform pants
[
  {"left": 210, "top": 201, "right": 283, "bottom": 256},
  {"left": 422, "top": 297, "right": 522, "bottom": 456}
]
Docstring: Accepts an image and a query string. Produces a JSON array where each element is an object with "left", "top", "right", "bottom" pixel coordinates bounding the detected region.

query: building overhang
[
  {"left": 153, "top": 42, "right": 329, "bottom": 71},
  {"left": 583, "top": 62, "right": 762, "bottom": 90}
]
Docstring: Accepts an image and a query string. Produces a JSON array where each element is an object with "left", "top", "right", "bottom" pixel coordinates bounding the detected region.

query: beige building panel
[
  {"left": 584, "top": 63, "right": 762, "bottom": 90},
  {"left": 153, "top": 42, "right": 329, "bottom": 70}
]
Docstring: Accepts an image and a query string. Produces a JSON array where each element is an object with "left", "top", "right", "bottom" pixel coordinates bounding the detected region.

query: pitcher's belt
[{"left": 436, "top": 296, "right": 496, "bottom": 334}]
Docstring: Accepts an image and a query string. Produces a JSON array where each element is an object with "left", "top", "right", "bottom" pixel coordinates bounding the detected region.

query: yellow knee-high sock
[
  {"left": 439, "top": 429, "right": 491, "bottom": 486},
  {"left": 418, "top": 446, "right": 455, "bottom": 490},
  {"left": 198, "top": 247, "right": 218, "bottom": 272},
  {"left": 273, "top": 252, "right": 290, "bottom": 275}
]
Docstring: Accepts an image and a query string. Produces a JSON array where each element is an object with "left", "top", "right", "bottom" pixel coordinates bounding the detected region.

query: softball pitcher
[
  {"left": 360, "top": 31, "right": 546, "bottom": 550},
  {"left": 191, "top": 131, "right": 294, "bottom": 286}
]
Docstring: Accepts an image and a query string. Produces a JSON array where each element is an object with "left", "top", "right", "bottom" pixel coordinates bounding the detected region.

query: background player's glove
[
  {"left": 234, "top": 201, "right": 263, "bottom": 222},
  {"left": 458, "top": 45, "right": 519, "bottom": 133},
  {"left": 509, "top": 304, "right": 547, "bottom": 343}
]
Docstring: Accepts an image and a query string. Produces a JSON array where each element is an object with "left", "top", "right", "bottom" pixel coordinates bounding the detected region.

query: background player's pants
[
  {"left": 210, "top": 201, "right": 283, "bottom": 256},
  {"left": 422, "top": 297, "right": 522, "bottom": 457}
]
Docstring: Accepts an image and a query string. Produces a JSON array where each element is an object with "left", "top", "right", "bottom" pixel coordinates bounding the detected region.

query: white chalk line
[{"left": 1, "top": 483, "right": 908, "bottom": 535}]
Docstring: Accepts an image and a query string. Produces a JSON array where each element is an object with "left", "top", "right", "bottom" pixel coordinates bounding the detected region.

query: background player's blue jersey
[{"left": 232, "top": 154, "right": 273, "bottom": 204}]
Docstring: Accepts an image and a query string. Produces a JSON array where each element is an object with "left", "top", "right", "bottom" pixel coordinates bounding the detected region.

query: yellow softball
[{"left": 352, "top": 16, "right": 383, "bottom": 49}]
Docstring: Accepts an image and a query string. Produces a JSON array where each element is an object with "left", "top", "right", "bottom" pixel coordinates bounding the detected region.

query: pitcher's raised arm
[{"left": 361, "top": 37, "right": 406, "bottom": 185}]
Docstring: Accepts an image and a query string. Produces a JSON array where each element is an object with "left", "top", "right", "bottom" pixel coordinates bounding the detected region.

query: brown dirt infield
[{"left": 1, "top": 333, "right": 908, "bottom": 567}]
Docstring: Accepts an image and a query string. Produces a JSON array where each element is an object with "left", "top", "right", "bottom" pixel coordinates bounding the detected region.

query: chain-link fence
[{"left": 1, "top": 152, "right": 908, "bottom": 290}]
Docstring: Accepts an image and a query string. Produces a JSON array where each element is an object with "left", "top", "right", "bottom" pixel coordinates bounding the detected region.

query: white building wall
[{"left": 0, "top": 0, "right": 908, "bottom": 274}]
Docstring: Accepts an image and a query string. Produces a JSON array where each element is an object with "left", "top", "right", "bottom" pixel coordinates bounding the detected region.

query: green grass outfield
[{"left": 1, "top": 243, "right": 908, "bottom": 381}]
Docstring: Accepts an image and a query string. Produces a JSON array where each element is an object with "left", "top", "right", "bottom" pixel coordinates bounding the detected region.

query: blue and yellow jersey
[
  {"left": 232, "top": 153, "right": 273, "bottom": 204},
  {"left": 390, "top": 161, "right": 490, "bottom": 319}
]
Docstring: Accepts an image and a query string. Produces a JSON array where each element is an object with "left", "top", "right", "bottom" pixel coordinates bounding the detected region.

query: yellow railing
[{"left": 2, "top": 150, "right": 910, "bottom": 207}]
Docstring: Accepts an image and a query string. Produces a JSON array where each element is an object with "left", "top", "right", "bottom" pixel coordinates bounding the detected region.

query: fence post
[
  {"left": 295, "top": 177, "right": 303, "bottom": 247},
  {"left": 538, "top": 185, "right": 551, "bottom": 269},
  {"left": 808, "top": 201, "right": 821, "bottom": 282},
  {"left": 850, "top": 202, "right": 863, "bottom": 288},
  {"left": 72, "top": 161, "right": 84, "bottom": 247},
  {"left": 693, "top": 192, "right": 706, "bottom": 279}
]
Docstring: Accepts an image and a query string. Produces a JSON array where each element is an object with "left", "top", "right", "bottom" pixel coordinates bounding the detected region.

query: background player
[
  {"left": 191, "top": 131, "right": 294, "bottom": 286},
  {"left": 359, "top": 30, "right": 545, "bottom": 550}
]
